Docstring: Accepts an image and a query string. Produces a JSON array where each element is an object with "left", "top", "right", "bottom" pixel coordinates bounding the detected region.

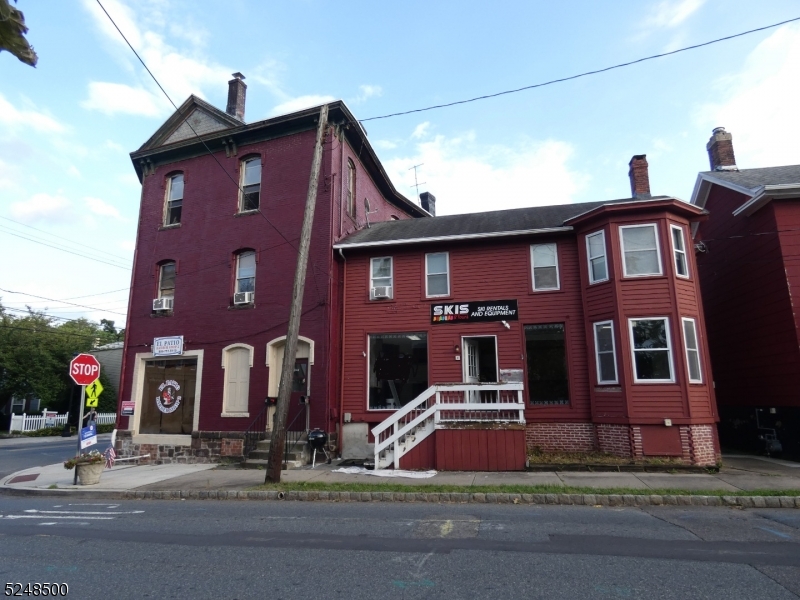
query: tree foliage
[
  {"left": 0, "top": 0, "right": 37, "bottom": 67},
  {"left": 0, "top": 301, "right": 124, "bottom": 413}
]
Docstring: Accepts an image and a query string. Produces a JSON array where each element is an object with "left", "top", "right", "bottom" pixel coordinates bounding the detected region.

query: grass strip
[{"left": 246, "top": 481, "right": 800, "bottom": 497}]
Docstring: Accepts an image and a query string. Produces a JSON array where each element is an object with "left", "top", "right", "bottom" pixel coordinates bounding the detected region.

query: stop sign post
[{"left": 69, "top": 354, "right": 101, "bottom": 484}]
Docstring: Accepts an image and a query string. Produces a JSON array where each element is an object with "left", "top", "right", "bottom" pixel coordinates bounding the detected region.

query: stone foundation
[{"left": 115, "top": 430, "right": 247, "bottom": 464}]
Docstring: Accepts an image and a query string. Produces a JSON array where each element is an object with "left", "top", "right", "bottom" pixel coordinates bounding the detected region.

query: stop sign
[{"left": 69, "top": 353, "right": 101, "bottom": 386}]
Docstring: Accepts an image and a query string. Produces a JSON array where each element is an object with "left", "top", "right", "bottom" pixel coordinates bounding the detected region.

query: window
[
  {"left": 586, "top": 230, "right": 608, "bottom": 283},
  {"left": 593, "top": 321, "right": 618, "bottom": 384},
  {"left": 629, "top": 318, "right": 674, "bottom": 382},
  {"left": 347, "top": 159, "right": 356, "bottom": 218},
  {"left": 671, "top": 225, "right": 689, "bottom": 278},
  {"left": 164, "top": 173, "right": 183, "bottom": 225},
  {"left": 369, "top": 333, "right": 429, "bottom": 409},
  {"left": 682, "top": 318, "right": 702, "bottom": 383},
  {"left": 525, "top": 323, "right": 569, "bottom": 404},
  {"left": 240, "top": 157, "right": 261, "bottom": 212},
  {"left": 236, "top": 251, "right": 256, "bottom": 294},
  {"left": 531, "top": 244, "right": 559, "bottom": 290},
  {"left": 425, "top": 252, "right": 450, "bottom": 297},
  {"left": 11, "top": 397, "right": 24, "bottom": 414},
  {"left": 371, "top": 257, "right": 393, "bottom": 295},
  {"left": 222, "top": 344, "right": 253, "bottom": 415},
  {"left": 158, "top": 262, "right": 176, "bottom": 298},
  {"left": 620, "top": 224, "right": 662, "bottom": 277},
  {"left": 139, "top": 358, "right": 197, "bottom": 434}
]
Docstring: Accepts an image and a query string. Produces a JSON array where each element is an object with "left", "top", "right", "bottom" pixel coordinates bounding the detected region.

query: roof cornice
[
  {"left": 732, "top": 183, "right": 800, "bottom": 217},
  {"left": 333, "top": 226, "right": 574, "bottom": 250},
  {"left": 564, "top": 197, "right": 705, "bottom": 227}
]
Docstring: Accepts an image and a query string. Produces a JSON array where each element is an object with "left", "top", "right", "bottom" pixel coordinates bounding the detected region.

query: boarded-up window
[
  {"left": 223, "top": 345, "right": 252, "bottom": 414},
  {"left": 140, "top": 358, "right": 197, "bottom": 434}
]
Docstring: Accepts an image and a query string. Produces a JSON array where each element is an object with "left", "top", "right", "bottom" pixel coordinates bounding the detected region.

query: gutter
[
  {"left": 732, "top": 183, "right": 800, "bottom": 217},
  {"left": 332, "top": 226, "right": 574, "bottom": 250}
]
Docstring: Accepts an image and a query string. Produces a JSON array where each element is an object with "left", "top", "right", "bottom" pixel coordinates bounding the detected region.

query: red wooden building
[
  {"left": 335, "top": 156, "right": 720, "bottom": 469},
  {"left": 116, "top": 76, "right": 428, "bottom": 463},
  {"left": 691, "top": 127, "right": 800, "bottom": 457}
]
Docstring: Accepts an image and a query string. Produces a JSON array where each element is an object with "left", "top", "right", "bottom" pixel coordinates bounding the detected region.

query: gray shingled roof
[
  {"left": 703, "top": 165, "right": 800, "bottom": 191},
  {"left": 335, "top": 196, "right": 671, "bottom": 246}
]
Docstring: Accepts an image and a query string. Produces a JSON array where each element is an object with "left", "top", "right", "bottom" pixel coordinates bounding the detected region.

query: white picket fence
[{"left": 9, "top": 412, "right": 117, "bottom": 433}]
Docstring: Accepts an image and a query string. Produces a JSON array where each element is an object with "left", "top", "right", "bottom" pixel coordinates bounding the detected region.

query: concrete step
[{"left": 240, "top": 458, "right": 304, "bottom": 470}]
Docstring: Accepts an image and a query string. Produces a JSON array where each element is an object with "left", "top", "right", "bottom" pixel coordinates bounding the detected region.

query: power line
[
  {"left": 0, "top": 324, "right": 100, "bottom": 340},
  {"left": 0, "top": 227, "right": 131, "bottom": 270},
  {"left": 360, "top": 16, "right": 800, "bottom": 122},
  {"left": 0, "top": 288, "right": 127, "bottom": 316}
]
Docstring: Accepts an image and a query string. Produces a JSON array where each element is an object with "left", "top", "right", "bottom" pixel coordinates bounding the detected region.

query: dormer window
[
  {"left": 164, "top": 174, "right": 183, "bottom": 225},
  {"left": 240, "top": 157, "right": 261, "bottom": 212}
]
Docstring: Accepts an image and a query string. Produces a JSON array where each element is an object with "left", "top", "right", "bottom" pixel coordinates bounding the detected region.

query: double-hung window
[
  {"left": 586, "top": 230, "right": 608, "bottom": 283},
  {"left": 682, "top": 317, "right": 702, "bottom": 383},
  {"left": 629, "top": 318, "right": 674, "bottom": 382},
  {"left": 236, "top": 251, "right": 256, "bottom": 294},
  {"left": 425, "top": 252, "right": 450, "bottom": 297},
  {"left": 593, "top": 320, "right": 618, "bottom": 384},
  {"left": 159, "top": 262, "right": 176, "bottom": 298},
  {"left": 347, "top": 159, "right": 356, "bottom": 218},
  {"left": 531, "top": 244, "right": 559, "bottom": 290},
  {"left": 671, "top": 225, "right": 689, "bottom": 278},
  {"left": 164, "top": 174, "right": 184, "bottom": 225},
  {"left": 370, "top": 257, "right": 393, "bottom": 299},
  {"left": 240, "top": 157, "right": 261, "bottom": 212},
  {"left": 620, "top": 224, "right": 662, "bottom": 277}
]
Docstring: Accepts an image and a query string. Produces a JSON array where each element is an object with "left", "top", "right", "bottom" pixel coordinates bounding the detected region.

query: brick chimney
[
  {"left": 226, "top": 72, "right": 247, "bottom": 121},
  {"left": 420, "top": 192, "right": 436, "bottom": 216},
  {"left": 628, "top": 154, "right": 651, "bottom": 199},
  {"left": 707, "top": 127, "right": 737, "bottom": 171}
]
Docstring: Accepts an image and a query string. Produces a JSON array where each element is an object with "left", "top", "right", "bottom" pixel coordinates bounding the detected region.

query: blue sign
[{"left": 80, "top": 423, "right": 97, "bottom": 449}]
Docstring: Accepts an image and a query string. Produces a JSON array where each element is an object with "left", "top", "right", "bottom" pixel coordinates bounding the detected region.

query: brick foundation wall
[
  {"left": 596, "top": 424, "right": 632, "bottom": 457},
  {"left": 689, "top": 424, "right": 718, "bottom": 466},
  {"left": 526, "top": 423, "right": 596, "bottom": 453},
  {"left": 115, "top": 430, "right": 246, "bottom": 464}
]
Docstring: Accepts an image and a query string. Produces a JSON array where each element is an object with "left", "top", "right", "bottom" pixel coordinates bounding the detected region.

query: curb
[{"left": 3, "top": 487, "right": 798, "bottom": 507}]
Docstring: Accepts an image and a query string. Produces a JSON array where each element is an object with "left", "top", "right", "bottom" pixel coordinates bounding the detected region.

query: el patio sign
[
  {"left": 431, "top": 299, "right": 519, "bottom": 324},
  {"left": 153, "top": 336, "right": 184, "bottom": 356}
]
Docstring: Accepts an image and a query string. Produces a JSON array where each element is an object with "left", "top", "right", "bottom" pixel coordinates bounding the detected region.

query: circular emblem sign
[{"left": 155, "top": 379, "right": 182, "bottom": 414}]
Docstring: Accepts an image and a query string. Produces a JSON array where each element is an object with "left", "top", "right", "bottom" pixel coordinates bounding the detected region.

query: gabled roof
[
  {"left": 691, "top": 165, "right": 800, "bottom": 216},
  {"left": 333, "top": 196, "right": 694, "bottom": 249}
]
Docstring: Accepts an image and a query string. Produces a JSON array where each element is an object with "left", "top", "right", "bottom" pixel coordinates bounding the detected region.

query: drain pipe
[{"left": 337, "top": 248, "right": 347, "bottom": 458}]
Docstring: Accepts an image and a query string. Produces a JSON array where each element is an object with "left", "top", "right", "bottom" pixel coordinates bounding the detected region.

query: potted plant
[{"left": 63, "top": 450, "right": 104, "bottom": 485}]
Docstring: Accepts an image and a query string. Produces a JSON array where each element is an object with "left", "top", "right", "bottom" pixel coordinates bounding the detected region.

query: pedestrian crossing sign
[{"left": 86, "top": 379, "right": 103, "bottom": 400}]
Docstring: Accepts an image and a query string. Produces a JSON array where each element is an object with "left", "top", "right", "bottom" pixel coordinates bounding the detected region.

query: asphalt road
[
  {"left": 1, "top": 498, "right": 799, "bottom": 599},
  {"left": 0, "top": 435, "right": 111, "bottom": 479}
]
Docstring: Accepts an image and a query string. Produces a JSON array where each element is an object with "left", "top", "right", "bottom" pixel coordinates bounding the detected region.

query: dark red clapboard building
[
  {"left": 691, "top": 127, "right": 800, "bottom": 457},
  {"left": 115, "top": 77, "right": 428, "bottom": 463},
  {"left": 334, "top": 156, "right": 720, "bottom": 469}
]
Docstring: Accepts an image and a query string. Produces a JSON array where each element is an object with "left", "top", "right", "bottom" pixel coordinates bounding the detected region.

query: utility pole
[{"left": 266, "top": 104, "right": 329, "bottom": 483}]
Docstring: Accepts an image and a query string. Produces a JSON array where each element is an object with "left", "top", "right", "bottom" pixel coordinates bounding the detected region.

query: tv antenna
[{"left": 408, "top": 163, "right": 426, "bottom": 201}]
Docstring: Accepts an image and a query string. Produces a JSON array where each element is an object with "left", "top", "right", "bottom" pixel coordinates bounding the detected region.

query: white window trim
[
  {"left": 235, "top": 251, "right": 256, "bottom": 295},
  {"left": 681, "top": 317, "right": 703, "bottom": 384},
  {"left": 163, "top": 173, "right": 183, "bottom": 226},
  {"left": 593, "top": 320, "right": 618, "bottom": 384},
  {"left": 370, "top": 256, "right": 393, "bottom": 290},
  {"left": 221, "top": 343, "right": 254, "bottom": 417},
  {"left": 530, "top": 243, "right": 560, "bottom": 291},
  {"left": 670, "top": 224, "right": 690, "bottom": 279},
  {"left": 239, "top": 157, "right": 261, "bottom": 213},
  {"left": 425, "top": 252, "right": 450, "bottom": 298},
  {"left": 628, "top": 317, "right": 675, "bottom": 384},
  {"left": 586, "top": 230, "right": 609, "bottom": 284},
  {"left": 620, "top": 223, "right": 663, "bottom": 278},
  {"left": 158, "top": 262, "right": 175, "bottom": 299}
]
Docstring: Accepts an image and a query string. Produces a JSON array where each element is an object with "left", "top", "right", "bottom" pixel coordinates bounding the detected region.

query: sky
[{"left": 1, "top": 0, "right": 800, "bottom": 326}]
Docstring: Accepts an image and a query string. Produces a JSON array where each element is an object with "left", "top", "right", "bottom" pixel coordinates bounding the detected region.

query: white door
[{"left": 463, "top": 339, "right": 480, "bottom": 403}]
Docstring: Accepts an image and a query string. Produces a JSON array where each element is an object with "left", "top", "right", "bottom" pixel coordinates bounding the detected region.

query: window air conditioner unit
[
  {"left": 370, "top": 286, "right": 393, "bottom": 300},
  {"left": 234, "top": 291, "right": 255, "bottom": 305},
  {"left": 153, "top": 297, "right": 174, "bottom": 311}
]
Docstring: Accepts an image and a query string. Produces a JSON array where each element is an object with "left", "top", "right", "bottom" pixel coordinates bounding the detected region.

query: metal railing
[
  {"left": 9, "top": 412, "right": 117, "bottom": 433},
  {"left": 243, "top": 401, "right": 271, "bottom": 457}
]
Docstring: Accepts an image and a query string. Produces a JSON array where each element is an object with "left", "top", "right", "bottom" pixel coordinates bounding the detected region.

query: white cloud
[
  {"left": 118, "top": 239, "right": 136, "bottom": 252},
  {"left": 67, "top": 165, "right": 81, "bottom": 178},
  {"left": 353, "top": 84, "right": 383, "bottom": 104},
  {"left": 270, "top": 95, "right": 337, "bottom": 116},
  {"left": 411, "top": 122, "right": 430, "bottom": 139},
  {"left": 105, "top": 140, "right": 126, "bottom": 152},
  {"left": 374, "top": 140, "right": 398, "bottom": 150},
  {"left": 0, "top": 93, "right": 66, "bottom": 134},
  {"left": 698, "top": 24, "right": 800, "bottom": 167},
  {"left": 383, "top": 133, "right": 589, "bottom": 216},
  {"left": 9, "top": 193, "right": 74, "bottom": 224},
  {"left": 81, "top": 82, "right": 166, "bottom": 117},
  {"left": 643, "top": 0, "right": 705, "bottom": 29},
  {"left": 85, "top": 197, "right": 124, "bottom": 220}
]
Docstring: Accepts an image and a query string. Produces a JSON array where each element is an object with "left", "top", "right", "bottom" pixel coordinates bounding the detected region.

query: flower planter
[{"left": 76, "top": 461, "right": 104, "bottom": 485}]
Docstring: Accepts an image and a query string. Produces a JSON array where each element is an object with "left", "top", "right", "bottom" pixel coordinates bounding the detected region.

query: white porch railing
[
  {"left": 372, "top": 383, "right": 524, "bottom": 469},
  {"left": 9, "top": 412, "right": 117, "bottom": 433}
]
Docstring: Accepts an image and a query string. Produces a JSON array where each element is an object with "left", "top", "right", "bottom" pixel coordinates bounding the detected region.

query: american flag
[{"left": 104, "top": 446, "right": 116, "bottom": 469}]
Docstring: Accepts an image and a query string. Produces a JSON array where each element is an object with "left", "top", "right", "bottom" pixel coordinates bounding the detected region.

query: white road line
[
  {"left": 68, "top": 503, "right": 120, "bottom": 508},
  {"left": 5, "top": 515, "right": 114, "bottom": 520},
  {"left": 25, "top": 509, "right": 143, "bottom": 515}
]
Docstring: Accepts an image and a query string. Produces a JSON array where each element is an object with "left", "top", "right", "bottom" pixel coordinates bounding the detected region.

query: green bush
[{"left": 22, "top": 426, "right": 75, "bottom": 437}]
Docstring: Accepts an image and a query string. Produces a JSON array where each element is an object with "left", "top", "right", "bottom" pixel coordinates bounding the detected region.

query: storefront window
[
  {"left": 140, "top": 358, "right": 197, "bottom": 434},
  {"left": 369, "top": 332, "right": 428, "bottom": 409},
  {"left": 525, "top": 323, "right": 569, "bottom": 405}
]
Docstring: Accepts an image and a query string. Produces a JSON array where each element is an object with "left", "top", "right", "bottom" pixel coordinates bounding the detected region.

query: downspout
[{"left": 337, "top": 248, "right": 347, "bottom": 457}]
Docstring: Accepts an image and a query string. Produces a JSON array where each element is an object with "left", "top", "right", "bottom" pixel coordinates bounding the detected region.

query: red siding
[
  {"left": 432, "top": 429, "right": 526, "bottom": 471},
  {"left": 398, "top": 434, "right": 436, "bottom": 470}
]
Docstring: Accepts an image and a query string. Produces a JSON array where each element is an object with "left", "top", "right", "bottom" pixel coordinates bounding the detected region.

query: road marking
[
  {"left": 24, "top": 509, "right": 144, "bottom": 515},
  {"left": 69, "top": 503, "right": 120, "bottom": 508},
  {"left": 757, "top": 526, "right": 792, "bottom": 540},
  {"left": 5, "top": 515, "right": 114, "bottom": 520},
  {"left": 440, "top": 520, "right": 453, "bottom": 537}
]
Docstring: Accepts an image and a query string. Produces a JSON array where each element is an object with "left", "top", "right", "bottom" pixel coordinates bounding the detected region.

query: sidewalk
[{"left": 2, "top": 454, "right": 799, "bottom": 499}]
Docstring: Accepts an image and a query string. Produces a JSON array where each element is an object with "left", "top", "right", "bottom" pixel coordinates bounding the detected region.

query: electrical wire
[
  {"left": 0, "top": 287, "right": 127, "bottom": 316},
  {"left": 360, "top": 16, "right": 800, "bottom": 122},
  {"left": 0, "top": 227, "right": 131, "bottom": 270},
  {"left": 0, "top": 324, "right": 101, "bottom": 340}
]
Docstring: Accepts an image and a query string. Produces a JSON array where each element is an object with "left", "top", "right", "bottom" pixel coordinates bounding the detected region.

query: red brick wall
[
  {"left": 596, "top": 423, "right": 631, "bottom": 457},
  {"left": 526, "top": 423, "right": 596, "bottom": 453},
  {"left": 689, "top": 424, "right": 718, "bottom": 466}
]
